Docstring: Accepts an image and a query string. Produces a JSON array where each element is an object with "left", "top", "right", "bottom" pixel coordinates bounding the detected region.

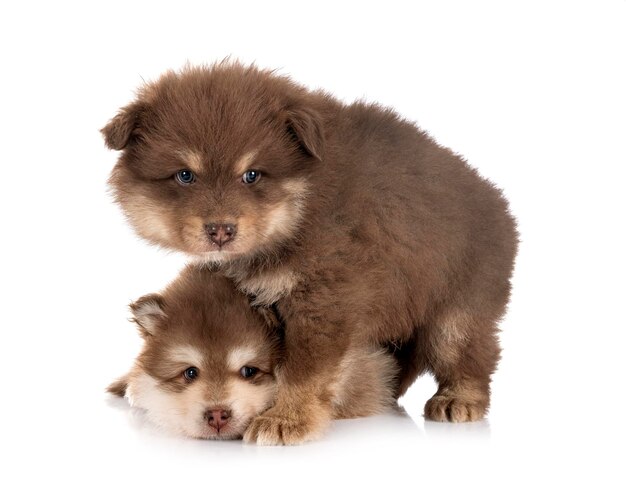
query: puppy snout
[
  {"left": 204, "top": 408, "right": 231, "bottom": 431},
  {"left": 205, "top": 223, "right": 237, "bottom": 247}
]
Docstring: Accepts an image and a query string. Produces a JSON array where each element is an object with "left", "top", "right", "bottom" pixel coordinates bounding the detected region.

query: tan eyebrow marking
[
  {"left": 168, "top": 345, "right": 204, "bottom": 366},
  {"left": 178, "top": 150, "right": 204, "bottom": 173},
  {"left": 233, "top": 150, "right": 259, "bottom": 175},
  {"left": 227, "top": 346, "right": 259, "bottom": 370}
]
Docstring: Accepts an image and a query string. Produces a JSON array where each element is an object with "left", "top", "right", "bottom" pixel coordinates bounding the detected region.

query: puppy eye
[
  {"left": 242, "top": 170, "right": 261, "bottom": 185},
  {"left": 183, "top": 367, "right": 199, "bottom": 382},
  {"left": 240, "top": 366, "right": 258, "bottom": 379},
  {"left": 176, "top": 169, "right": 196, "bottom": 185}
]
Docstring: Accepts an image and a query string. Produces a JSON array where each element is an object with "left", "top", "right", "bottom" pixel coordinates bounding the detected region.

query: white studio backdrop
[{"left": 0, "top": 1, "right": 624, "bottom": 486}]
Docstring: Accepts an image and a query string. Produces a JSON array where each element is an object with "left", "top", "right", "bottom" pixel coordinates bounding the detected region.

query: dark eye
[
  {"left": 240, "top": 366, "right": 258, "bottom": 379},
  {"left": 183, "top": 367, "right": 199, "bottom": 382},
  {"left": 176, "top": 169, "right": 196, "bottom": 185},
  {"left": 242, "top": 170, "right": 261, "bottom": 184}
]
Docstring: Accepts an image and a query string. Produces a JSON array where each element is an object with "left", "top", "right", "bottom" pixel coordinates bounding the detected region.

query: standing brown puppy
[{"left": 103, "top": 62, "right": 518, "bottom": 445}]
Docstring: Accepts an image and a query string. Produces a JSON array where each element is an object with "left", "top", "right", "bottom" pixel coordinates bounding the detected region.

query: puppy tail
[{"left": 106, "top": 375, "right": 129, "bottom": 397}]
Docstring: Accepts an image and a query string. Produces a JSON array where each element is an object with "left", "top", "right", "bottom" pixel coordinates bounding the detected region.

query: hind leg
[{"left": 422, "top": 309, "right": 500, "bottom": 422}]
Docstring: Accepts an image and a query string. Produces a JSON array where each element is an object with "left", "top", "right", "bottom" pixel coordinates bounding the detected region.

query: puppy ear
[
  {"left": 130, "top": 293, "right": 166, "bottom": 337},
  {"left": 107, "top": 375, "right": 128, "bottom": 397},
  {"left": 101, "top": 101, "right": 146, "bottom": 150},
  {"left": 286, "top": 107, "right": 324, "bottom": 161},
  {"left": 255, "top": 305, "right": 282, "bottom": 329}
]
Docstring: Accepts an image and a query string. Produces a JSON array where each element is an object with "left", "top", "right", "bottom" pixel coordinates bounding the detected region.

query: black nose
[{"left": 205, "top": 223, "right": 237, "bottom": 247}]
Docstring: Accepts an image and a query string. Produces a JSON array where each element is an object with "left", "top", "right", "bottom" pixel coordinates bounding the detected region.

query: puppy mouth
[
  {"left": 189, "top": 249, "right": 242, "bottom": 267},
  {"left": 197, "top": 425, "right": 243, "bottom": 441},
  {"left": 193, "top": 415, "right": 252, "bottom": 440},
  {"left": 198, "top": 246, "right": 240, "bottom": 257},
  {"left": 206, "top": 240, "right": 236, "bottom": 252}
]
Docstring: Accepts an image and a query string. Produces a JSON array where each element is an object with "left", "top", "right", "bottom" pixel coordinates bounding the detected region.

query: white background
[{"left": 1, "top": 1, "right": 625, "bottom": 485}]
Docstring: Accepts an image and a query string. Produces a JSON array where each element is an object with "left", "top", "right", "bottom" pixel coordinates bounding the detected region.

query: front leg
[
  {"left": 243, "top": 382, "right": 333, "bottom": 446},
  {"left": 244, "top": 300, "right": 350, "bottom": 445}
]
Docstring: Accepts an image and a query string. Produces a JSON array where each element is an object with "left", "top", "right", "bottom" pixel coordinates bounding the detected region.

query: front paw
[
  {"left": 424, "top": 394, "right": 487, "bottom": 422},
  {"left": 243, "top": 406, "right": 329, "bottom": 446}
]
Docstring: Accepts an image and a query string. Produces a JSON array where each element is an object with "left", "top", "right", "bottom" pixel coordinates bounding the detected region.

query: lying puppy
[
  {"left": 108, "top": 265, "right": 398, "bottom": 440},
  {"left": 103, "top": 62, "right": 518, "bottom": 444}
]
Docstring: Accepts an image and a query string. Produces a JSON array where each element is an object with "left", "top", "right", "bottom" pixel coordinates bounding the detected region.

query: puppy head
[
  {"left": 103, "top": 63, "right": 325, "bottom": 263},
  {"left": 112, "top": 267, "right": 281, "bottom": 440}
]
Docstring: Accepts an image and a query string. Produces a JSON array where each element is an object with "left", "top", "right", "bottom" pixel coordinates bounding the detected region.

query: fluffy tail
[{"left": 106, "top": 375, "right": 129, "bottom": 397}]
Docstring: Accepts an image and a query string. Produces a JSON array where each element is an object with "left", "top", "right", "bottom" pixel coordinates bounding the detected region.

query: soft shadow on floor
[
  {"left": 105, "top": 394, "right": 489, "bottom": 455},
  {"left": 423, "top": 417, "right": 491, "bottom": 440}
]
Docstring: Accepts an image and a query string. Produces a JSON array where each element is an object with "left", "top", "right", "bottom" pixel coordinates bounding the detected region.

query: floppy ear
[
  {"left": 101, "top": 101, "right": 146, "bottom": 150},
  {"left": 286, "top": 107, "right": 325, "bottom": 161},
  {"left": 129, "top": 293, "right": 166, "bottom": 337}
]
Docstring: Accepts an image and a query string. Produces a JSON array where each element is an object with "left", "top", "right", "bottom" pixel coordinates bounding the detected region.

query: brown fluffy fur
[
  {"left": 103, "top": 62, "right": 518, "bottom": 444},
  {"left": 109, "top": 265, "right": 397, "bottom": 440}
]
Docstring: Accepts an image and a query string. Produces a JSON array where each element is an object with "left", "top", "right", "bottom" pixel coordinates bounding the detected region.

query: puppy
[
  {"left": 108, "top": 265, "right": 398, "bottom": 440},
  {"left": 103, "top": 62, "right": 518, "bottom": 444}
]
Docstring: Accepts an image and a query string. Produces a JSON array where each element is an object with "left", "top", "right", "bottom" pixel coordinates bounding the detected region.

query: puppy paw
[
  {"left": 243, "top": 406, "right": 329, "bottom": 446},
  {"left": 424, "top": 394, "right": 487, "bottom": 422}
]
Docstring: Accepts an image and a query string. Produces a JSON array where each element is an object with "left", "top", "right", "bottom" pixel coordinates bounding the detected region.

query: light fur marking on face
[
  {"left": 227, "top": 346, "right": 259, "bottom": 370},
  {"left": 126, "top": 370, "right": 207, "bottom": 437},
  {"left": 126, "top": 371, "right": 190, "bottom": 436},
  {"left": 168, "top": 345, "right": 205, "bottom": 366},
  {"left": 125, "top": 365, "right": 275, "bottom": 440},
  {"left": 228, "top": 380, "right": 276, "bottom": 424},
  {"left": 124, "top": 195, "right": 172, "bottom": 244},
  {"left": 178, "top": 150, "right": 204, "bottom": 173},
  {"left": 264, "top": 202, "right": 291, "bottom": 239},
  {"left": 281, "top": 178, "right": 309, "bottom": 196},
  {"left": 263, "top": 179, "right": 309, "bottom": 240},
  {"left": 233, "top": 150, "right": 259, "bottom": 176}
]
